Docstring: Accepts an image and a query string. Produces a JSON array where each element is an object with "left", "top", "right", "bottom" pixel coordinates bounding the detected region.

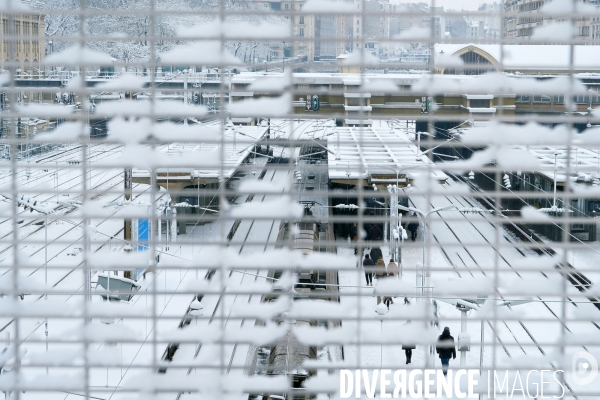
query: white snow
[
  {"left": 434, "top": 51, "right": 465, "bottom": 68},
  {"left": 16, "top": 104, "right": 74, "bottom": 118},
  {"left": 228, "top": 93, "right": 292, "bottom": 117},
  {"left": 178, "top": 20, "right": 289, "bottom": 40},
  {"left": 531, "top": 21, "right": 575, "bottom": 41},
  {"left": 302, "top": 0, "right": 356, "bottom": 13},
  {"left": 44, "top": 45, "right": 114, "bottom": 66},
  {"left": 340, "top": 50, "right": 380, "bottom": 66},
  {"left": 393, "top": 27, "right": 431, "bottom": 41},
  {"left": 160, "top": 41, "right": 240, "bottom": 66},
  {"left": 94, "top": 74, "right": 148, "bottom": 91},
  {"left": 248, "top": 75, "right": 291, "bottom": 92},
  {"left": 520, "top": 205, "right": 553, "bottom": 221},
  {"left": 96, "top": 99, "right": 208, "bottom": 118},
  {"left": 34, "top": 122, "right": 89, "bottom": 142},
  {"left": 0, "top": 0, "right": 29, "bottom": 12}
]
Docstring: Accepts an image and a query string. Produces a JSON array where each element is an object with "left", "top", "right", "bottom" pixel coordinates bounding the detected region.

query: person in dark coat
[
  {"left": 369, "top": 247, "right": 383, "bottom": 268},
  {"left": 406, "top": 221, "right": 418, "bottom": 241},
  {"left": 402, "top": 342, "right": 415, "bottom": 364},
  {"left": 436, "top": 327, "right": 456, "bottom": 376},
  {"left": 362, "top": 254, "right": 374, "bottom": 286},
  {"left": 368, "top": 224, "right": 382, "bottom": 242}
]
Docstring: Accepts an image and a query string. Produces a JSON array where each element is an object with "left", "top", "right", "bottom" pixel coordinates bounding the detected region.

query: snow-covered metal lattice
[{"left": 1, "top": 0, "right": 600, "bottom": 399}]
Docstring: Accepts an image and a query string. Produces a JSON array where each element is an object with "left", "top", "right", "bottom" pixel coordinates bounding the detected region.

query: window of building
[
  {"left": 284, "top": 3, "right": 288, "bottom": 10},
  {"left": 533, "top": 95, "right": 551, "bottom": 103},
  {"left": 470, "top": 99, "right": 491, "bottom": 108},
  {"left": 299, "top": 28, "right": 304, "bottom": 37},
  {"left": 15, "top": 21, "right": 21, "bottom": 53},
  {"left": 299, "top": 16, "right": 304, "bottom": 24}
]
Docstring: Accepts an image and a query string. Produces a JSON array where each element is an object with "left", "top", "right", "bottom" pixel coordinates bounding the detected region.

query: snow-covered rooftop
[
  {"left": 133, "top": 124, "right": 268, "bottom": 181},
  {"left": 327, "top": 126, "right": 448, "bottom": 185}
]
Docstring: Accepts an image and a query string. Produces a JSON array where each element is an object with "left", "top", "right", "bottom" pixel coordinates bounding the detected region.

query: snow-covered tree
[{"left": 39, "top": 0, "right": 286, "bottom": 69}]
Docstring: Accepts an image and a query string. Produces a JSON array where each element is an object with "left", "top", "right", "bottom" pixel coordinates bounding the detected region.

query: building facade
[
  {"left": 0, "top": 12, "right": 45, "bottom": 74},
  {"left": 504, "top": 0, "right": 600, "bottom": 41}
]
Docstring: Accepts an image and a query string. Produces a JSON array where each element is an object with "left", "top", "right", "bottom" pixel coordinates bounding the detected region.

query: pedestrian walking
[
  {"left": 369, "top": 246, "right": 383, "bottom": 268},
  {"left": 436, "top": 327, "right": 456, "bottom": 376},
  {"left": 387, "top": 257, "right": 399, "bottom": 278},
  {"left": 402, "top": 342, "right": 415, "bottom": 364},
  {"left": 368, "top": 224, "right": 382, "bottom": 242},
  {"left": 363, "top": 254, "right": 374, "bottom": 286},
  {"left": 374, "top": 256, "right": 386, "bottom": 280},
  {"left": 407, "top": 217, "right": 419, "bottom": 241}
]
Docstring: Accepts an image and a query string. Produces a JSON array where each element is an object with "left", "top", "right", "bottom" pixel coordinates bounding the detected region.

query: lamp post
[
  {"left": 552, "top": 150, "right": 558, "bottom": 211},
  {"left": 282, "top": 41, "right": 285, "bottom": 72},
  {"left": 371, "top": 164, "right": 401, "bottom": 248}
]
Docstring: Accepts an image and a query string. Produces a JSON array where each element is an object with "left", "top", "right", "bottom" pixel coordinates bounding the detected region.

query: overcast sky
[{"left": 390, "top": 0, "right": 500, "bottom": 11}]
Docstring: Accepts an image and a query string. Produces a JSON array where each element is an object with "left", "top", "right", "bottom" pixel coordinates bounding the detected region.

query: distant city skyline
[{"left": 390, "top": 0, "right": 501, "bottom": 11}]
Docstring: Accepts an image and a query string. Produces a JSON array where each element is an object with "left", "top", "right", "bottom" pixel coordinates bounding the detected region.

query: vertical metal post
[
  {"left": 45, "top": 213, "right": 48, "bottom": 373},
  {"left": 124, "top": 167, "right": 132, "bottom": 242},
  {"left": 461, "top": 309, "right": 467, "bottom": 366},
  {"left": 45, "top": 214, "right": 47, "bottom": 289},
  {"left": 171, "top": 208, "right": 177, "bottom": 242},
  {"left": 421, "top": 214, "right": 426, "bottom": 299},
  {"left": 479, "top": 318, "right": 484, "bottom": 400},
  {"left": 553, "top": 151, "right": 558, "bottom": 210},
  {"left": 267, "top": 118, "right": 271, "bottom": 155},
  {"left": 380, "top": 319, "right": 383, "bottom": 369},
  {"left": 157, "top": 206, "right": 162, "bottom": 252},
  {"left": 184, "top": 70, "right": 188, "bottom": 126},
  {"left": 417, "top": 131, "right": 421, "bottom": 161},
  {"left": 124, "top": 92, "right": 132, "bottom": 243}
]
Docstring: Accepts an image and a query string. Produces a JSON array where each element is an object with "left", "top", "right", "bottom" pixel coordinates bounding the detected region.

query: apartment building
[
  {"left": 268, "top": 0, "right": 352, "bottom": 63},
  {"left": 504, "top": 0, "right": 600, "bottom": 41}
]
